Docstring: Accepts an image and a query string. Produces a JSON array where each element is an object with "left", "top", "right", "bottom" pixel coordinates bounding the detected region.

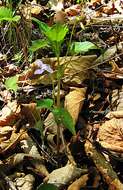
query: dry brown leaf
[
  {"left": 97, "top": 117, "right": 123, "bottom": 153},
  {"left": 14, "top": 174, "right": 35, "bottom": 190},
  {"left": 65, "top": 4, "right": 81, "bottom": 16},
  {"left": 65, "top": 87, "right": 87, "bottom": 123},
  {"left": 0, "top": 130, "right": 26, "bottom": 156},
  {"left": 21, "top": 56, "right": 97, "bottom": 85},
  {"left": 67, "top": 174, "right": 88, "bottom": 190},
  {"left": 106, "top": 110, "right": 123, "bottom": 119},
  {"left": 44, "top": 163, "right": 87, "bottom": 188},
  {"left": 0, "top": 101, "right": 21, "bottom": 126},
  {"left": 21, "top": 103, "right": 40, "bottom": 127}
]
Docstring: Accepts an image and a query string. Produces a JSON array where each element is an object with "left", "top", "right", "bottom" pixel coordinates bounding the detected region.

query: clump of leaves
[
  {"left": 0, "top": 6, "right": 20, "bottom": 22},
  {"left": 30, "top": 18, "right": 69, "bottom": 57}
]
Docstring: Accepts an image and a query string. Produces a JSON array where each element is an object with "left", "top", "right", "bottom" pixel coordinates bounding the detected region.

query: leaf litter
[{"left": 0, "top": 0, "right": 123, "bottom": 189}]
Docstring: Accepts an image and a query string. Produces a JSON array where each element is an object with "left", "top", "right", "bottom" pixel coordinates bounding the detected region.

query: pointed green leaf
[
  {"left": 36, "top": 98, "right": 53, "bottom": 109},
  {"left": 29, "top": 39, "right": 49, "bottom": 52},
  {"left": 70, "top": 41, "right": 98, "bottom": 54},
  {"left": 52, "top": 108, "right": 76, "bottom": 135},
  {"left": 46, "top": 23, "right": 69, "bottom": 43},
  {"left": 5, "top": 75, "right": 18, "bottom": 92},
  {"left": 32, "top": 17, "right": 51, "bottom": 34},
  {"left": 37, "top": 184, "right": 58, "bottom": 190}
]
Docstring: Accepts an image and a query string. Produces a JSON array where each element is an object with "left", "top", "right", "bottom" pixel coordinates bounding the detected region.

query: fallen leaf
[
  {"left": 67, "top": 174, "right": 88, "bottom": 190},
  {"left": 97, "top": 117, "right": 123, "bottom": 153},
  {"left": 0, "top": 101, "right": 21, "bottom": 126},
  {"left": 44, "top": 163, "right": 87, "bottom": 188},
  {"left": 65, "top": 87, "right": 87, "bottom": 123}
]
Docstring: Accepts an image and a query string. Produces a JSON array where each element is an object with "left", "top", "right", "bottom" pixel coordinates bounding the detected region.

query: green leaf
[
  {"left": 11, "top": 15, "right": 21, "bottom": 22},
  {"left": 0, "top": 7, "right": 20, "bottom": 22},
  {"left": 46, "top": 23, "right": 69, "bottom": 43},
  {"left": 0, "top": 7, "right": 12, "bottom": 19},
  {"left": 36, "top": 98, "right": 53, "bottom": 109},
  {"left": 70, "top": 41, "right": 98, "bottom": 54},
  {"left": 37, "top": 184, "right": 58, "bottom": 190},
  {"left": 5, "top": 75, "right": 18, "bottom": 92},
  {"left": 32, "top": 17, "right": 51, "bottom": 34},
  {"left": 29, "top": 39, "right": 49, "bottom": 52},
  {"left": 52, "top": 108, "right": 76, "bottom": 135}
]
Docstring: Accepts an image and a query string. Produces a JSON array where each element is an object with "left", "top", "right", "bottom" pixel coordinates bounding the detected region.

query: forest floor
[{"left": 0, "top": 0, "right": 123, "bottom": 189}]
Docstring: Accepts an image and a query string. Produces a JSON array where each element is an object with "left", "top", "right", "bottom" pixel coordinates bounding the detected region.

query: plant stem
[
  {"left": 56, "top": 53, "right": 61, "bottom": 154},
  {"left": 56, "top": 55, "right": 60, "bottom": 108}
]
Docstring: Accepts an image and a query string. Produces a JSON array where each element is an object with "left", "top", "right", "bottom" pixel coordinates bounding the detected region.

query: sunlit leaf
[
  {"left": 46, "top": 23, "right": 69, "bottom": 43},
  {"left": 29, "top": 39, "right": 49, "bottom": 52},
  {"left": 37, "top": 183, "right": 58, "bottom": 190},
  {"left": 36, "top": 98, "right": 53, "bottom": 109},
  {"left": 0, "top": 7, "right": 20, "bottom": 22},
  {"left": 70, "top": 41, "right": 98, "bottom": 54},
  {"left": 5, "top": 75, "right": 18, "bottom": 92},
  {"left": 52, "top": 107, "right": 76, "bottom": 135}
]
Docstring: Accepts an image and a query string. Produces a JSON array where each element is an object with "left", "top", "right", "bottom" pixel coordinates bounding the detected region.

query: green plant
[
  {"left": 29, "top": 20, "right": 76, "bottom": 151},
  {"left": 36, "top": 98, "right": 76, "bottom": 135},
  {"left": 30, "top": 18, "right": 68, "bottom": 107}
]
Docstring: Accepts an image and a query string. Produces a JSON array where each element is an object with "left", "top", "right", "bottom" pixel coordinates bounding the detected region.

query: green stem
[{"left": 56, "top": 53, "right": 61, "bottom": 154}]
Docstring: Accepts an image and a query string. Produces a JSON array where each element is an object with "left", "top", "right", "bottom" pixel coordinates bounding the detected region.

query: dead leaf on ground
[
  {"left": 93, "top": 42, "right": 123, "bottom": 67},
  {"left": 21, "top": 103, "right": 41, "bottom": 127},
  {"left": 14, "top": 174, "right": 35, "bottom": 190},
  {"left": 67, "top": 174, "right": 88, "bottom": 190},
  {"left": 0, "top": 130, "right": 27, "bottom": 157},
  {"left": 65, "top": 87, "right": 87, "bottom": 123},
  {"left": 20, "top": 56, "right": 97, "bottom": 85},
  {"left": 0, "top": 101, "right": 21, "bottom": 126},
  {"left": 97, "top": 116, "right": 123, "bottom": 153},
  {"left": 44, "top": 163, "right": 87, "bottom": 188}
]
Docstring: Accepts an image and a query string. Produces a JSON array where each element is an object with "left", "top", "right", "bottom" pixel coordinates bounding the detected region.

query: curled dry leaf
[
  {"left": 0, "top": 101, "right": 21, "bottom": 126},
  {"left": 14, "top": 174, "right": 35, "bottom": 190},
  {"left": 67, "top": 174, "right": 88, "bottom": 190},
  {"left": 65, "top": 87, "right": 87, "bottom": 123},
  {"left": 97, "top": 117, "right": 123, "bottom": 153},
  {"left": 0, "top": 130, "right": 26, "bottom": 157},
  {"left": 44, "top": 163, "right": 87, "bottom": 188}
]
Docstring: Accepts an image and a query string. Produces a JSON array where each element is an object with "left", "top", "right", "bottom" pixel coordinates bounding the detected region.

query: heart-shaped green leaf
[
  {"left": 52, "top": 107, "right": 76, "bottom": 135},
  {"left": 70, "top": 41, "right": 98, "bottom": 54}
]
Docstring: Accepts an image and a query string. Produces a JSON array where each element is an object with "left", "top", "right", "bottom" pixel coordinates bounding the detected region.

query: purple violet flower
[{"left": 34, "top": 59, "right": 53, "bottom": 75}]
